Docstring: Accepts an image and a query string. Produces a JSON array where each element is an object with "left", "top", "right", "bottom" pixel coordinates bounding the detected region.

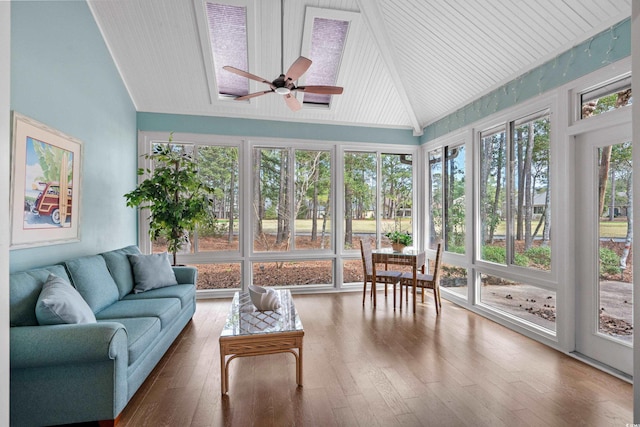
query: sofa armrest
[
  {"left": 173, "top": 265, "right": 198, "bottom": 285},
  {"left": 10, "top": 322, "right": 128, "bottom": 369}
]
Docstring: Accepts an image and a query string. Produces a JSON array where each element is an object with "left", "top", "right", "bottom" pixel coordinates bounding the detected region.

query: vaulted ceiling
[{"left": 88, "top": 0, "right": 631, "bottom": 135}]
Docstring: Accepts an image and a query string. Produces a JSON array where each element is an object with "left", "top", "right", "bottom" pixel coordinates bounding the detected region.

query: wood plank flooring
[{"left": 112, "top": 292, "right": 632, "bottom": 427}]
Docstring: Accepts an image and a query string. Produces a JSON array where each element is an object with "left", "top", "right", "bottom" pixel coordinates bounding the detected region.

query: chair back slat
[{"left": 360, "top": 240, "right": 373, "bottom": 276}]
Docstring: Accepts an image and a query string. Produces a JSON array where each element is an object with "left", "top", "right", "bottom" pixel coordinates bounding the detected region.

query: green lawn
[
  {"left": 599, "top": 220, "right": 630, "bottom": 238},
  {"left": 204, "top": 217, "right": 628, "bottom": 238},
  {"left": 488, "top": 219, "right": 629, "bottom": 239},
  {"left": 257, "top": 218, "right": 411, "bottom": 233}
]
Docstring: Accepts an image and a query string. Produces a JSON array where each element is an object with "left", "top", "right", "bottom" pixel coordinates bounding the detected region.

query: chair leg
[
  {"left": 433, "top": 287, "right": 440, "bottom": 315},
  {"left": 363, "top": 282, "right": 367, "bottom": 305},
  {"left": 393, "top": 283, "right": 397, "bottom": 310}
]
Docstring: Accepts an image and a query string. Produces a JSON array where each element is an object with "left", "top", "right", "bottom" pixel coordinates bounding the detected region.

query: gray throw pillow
[
  {"left": 35, "top": 274, "right": 97, "bottom": 325},
  {"left": 128, "top": 252, "right": 178, "bottom": 293}
]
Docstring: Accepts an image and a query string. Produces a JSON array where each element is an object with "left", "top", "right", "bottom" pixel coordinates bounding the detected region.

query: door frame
[{"left": 574, "top": 122, "right": 633, "bottom": 376}]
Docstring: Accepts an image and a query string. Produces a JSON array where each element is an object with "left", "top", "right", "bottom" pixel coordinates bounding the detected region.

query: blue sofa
[{"left": 9, "top": 245, "right": 197, "bottom": 427}]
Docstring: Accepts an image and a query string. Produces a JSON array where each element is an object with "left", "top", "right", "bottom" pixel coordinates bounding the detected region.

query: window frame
[
  {"left": 136, "top": 132, "right": 244, "bottom": 264},
  {"left": 298, "top": 7, "right": 360, "bottom": 110},
  {"left": 193, "top": 0, "right": 258, "bottom": 106}
]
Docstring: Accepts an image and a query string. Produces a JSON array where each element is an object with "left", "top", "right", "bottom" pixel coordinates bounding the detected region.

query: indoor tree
[{"left": 124, "top": 135, "right": 214, "bottom": 265}]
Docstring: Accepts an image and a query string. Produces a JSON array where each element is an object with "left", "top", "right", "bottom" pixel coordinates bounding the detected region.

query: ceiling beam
[{"left": 355, "top": 0, "right": 422, "bottom": 136}]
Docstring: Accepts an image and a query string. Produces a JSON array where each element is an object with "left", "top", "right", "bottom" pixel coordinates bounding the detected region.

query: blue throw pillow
[
  {"left": 35, "top": 274, "right": 97, "bottom": 325},
  {"left": 128, "top": 252, "right": 178, "bottom": 294}
]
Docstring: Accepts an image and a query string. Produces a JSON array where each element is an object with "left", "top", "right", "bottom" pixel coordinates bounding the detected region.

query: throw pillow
[
  {"left": 35, "top": 274, "right": 97, "bottom": 325},
  {"left": 128, "top": 252, "right": 178, "bottom": 293}
]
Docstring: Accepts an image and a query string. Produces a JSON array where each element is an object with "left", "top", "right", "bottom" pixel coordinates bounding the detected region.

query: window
[
  {"left": 479, "top": 110, "right": 551, "bottom": 272},
  {"left": 137, "top": 133, "right": 415, "bottom": 292},
  {"left": 205, "top": 2, "right": 249, "bottom": 98},
  {"left": 380, "top": 153, "right": 413, "bottom": 244},
  {"left": 253, "top": 147, "right": 332, "bottom": 252},
  {"left": 196, "top": 145, "right": 239, "bottom": 252},
  {"left": 144, "top": 140, "right": 241, "bottom": 291},
  {"left": 429, "top": 144, "right": 465, "bottom": 252},
  {"left": 343, "top": 151, "right": 413, "bottom": 250},
  {"left": 343, "top": 151, "right": 376, "bottom": 250},
  {"left": 480, "top": 274, "right": 556, "bottom": 333},
  {"left": 303, "top": 17, "right": 349, "bottom": 106},
  {"left": 580, "top": 76, "right": 632, "bottom": 119},
  {"left": 294, "top": 150, "right": 332, "bottom": 250}
]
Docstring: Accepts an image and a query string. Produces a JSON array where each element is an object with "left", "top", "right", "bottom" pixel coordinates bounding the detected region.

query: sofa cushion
[
  {"left": 99, "top": 317, "right": 161, "bottom": 365},
  {"left": 122, "top": 284, "right": 195, "bottom": 309},
  {"left": 35, "top": 274, "right": 97, "bottom": 325},
  {"left": 10, "top": 265, "right": 70, "bottom": 327},
  {"left": 101, "top": 245, "right": 141, "bottom": 299},
  {"left": 65, "top": 255, "right": 119, "bottom": 313},
  {"left": 127, "top": 253, "right": 178, "bottom": 294},
  {"left": 95, "top": 298, "right": 181, "bottom": 329}
]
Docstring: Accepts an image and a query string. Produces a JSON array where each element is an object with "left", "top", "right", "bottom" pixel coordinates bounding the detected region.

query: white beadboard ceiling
[{"left": 88, "top": 0, "right": 631, "bottom": 135}]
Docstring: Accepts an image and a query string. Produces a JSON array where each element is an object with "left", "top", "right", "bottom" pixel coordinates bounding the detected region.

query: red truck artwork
[{"left": 31, "top": 182, "right": 72, "bottom": 225}]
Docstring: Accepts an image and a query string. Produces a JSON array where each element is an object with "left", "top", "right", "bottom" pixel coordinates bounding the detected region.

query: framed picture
[{"left": 10, "top": 112, "right": 82, "bottom": 248}]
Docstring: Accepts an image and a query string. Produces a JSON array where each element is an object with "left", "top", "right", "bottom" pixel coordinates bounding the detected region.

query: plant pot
[{"left": 392, "top": 243, "right": 406, "bottom": 252}]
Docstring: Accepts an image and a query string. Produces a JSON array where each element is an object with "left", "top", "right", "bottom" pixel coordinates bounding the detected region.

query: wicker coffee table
[{"left": 219, "top": 289, "right": 304, "bottom": 394}]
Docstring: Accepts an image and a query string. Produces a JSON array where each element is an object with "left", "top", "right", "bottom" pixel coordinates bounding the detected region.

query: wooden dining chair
[
  {"left": 360, "top": 240, "right": 403, "bottom": 308},
  {"left": 399, "top": 242, "right": 443, "bottom": 314}
]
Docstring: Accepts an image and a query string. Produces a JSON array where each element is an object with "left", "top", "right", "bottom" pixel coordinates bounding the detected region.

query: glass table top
[{"left": 220, "top": 289, "right": 304, "bottom": 338}]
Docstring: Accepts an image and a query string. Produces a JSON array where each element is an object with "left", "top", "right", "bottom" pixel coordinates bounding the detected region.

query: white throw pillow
[{"left": 35, "top": 274, "right": 97, "bottom": 325}]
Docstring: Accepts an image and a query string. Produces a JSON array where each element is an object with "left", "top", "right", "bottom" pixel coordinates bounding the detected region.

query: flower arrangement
[{"left": 384, "top": 231, "right": 412, "bottom": 246}]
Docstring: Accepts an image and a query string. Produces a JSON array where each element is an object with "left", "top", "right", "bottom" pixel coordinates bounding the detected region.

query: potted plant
[
  {"left": 385, "top": 230, "right": 413, "bottom": 252},
  {"left": 124, "top": 134, "right": 214, "bottom": 265}
]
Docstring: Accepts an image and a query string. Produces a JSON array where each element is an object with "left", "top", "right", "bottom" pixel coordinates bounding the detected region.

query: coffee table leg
[
  {"left": 297, "top": 341, "right": 303, "bottom": 387},
  {"left": 220, "top": 347, "right": 226, "bottom": 395}
]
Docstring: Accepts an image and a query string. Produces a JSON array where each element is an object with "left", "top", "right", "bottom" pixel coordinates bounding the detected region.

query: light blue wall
[
  {"left": 10, "top": 0, "right": 137, "bottom": 272},
  {"left": 137, "top": 112, "right": 419, "bottom": 145},
  {"left": 421, "top": 18, "right": 631, "bottom": 142}
]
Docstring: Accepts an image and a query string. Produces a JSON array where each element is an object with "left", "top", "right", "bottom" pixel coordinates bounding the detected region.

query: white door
[{"left": 574, "top": 123, "right": 633, "bottom": 376}]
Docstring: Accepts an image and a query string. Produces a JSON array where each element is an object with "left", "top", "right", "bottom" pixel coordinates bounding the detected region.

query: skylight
[
  {"left": 206, "top": 2, "right": 249, "bottom": 98},
  {"left": 303, "top": 17, "right": 349, "bottom": 106}
]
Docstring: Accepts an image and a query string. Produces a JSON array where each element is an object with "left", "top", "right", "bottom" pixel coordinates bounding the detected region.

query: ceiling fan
[{"left": 222, "top": 0, "right": 343, "bottom": 111}]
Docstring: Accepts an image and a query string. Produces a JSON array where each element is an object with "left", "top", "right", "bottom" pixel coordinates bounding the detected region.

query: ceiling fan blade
[
  {"left": 284, "top": 94, "right": 302, "bottom": 111},
  {"left": 284, "top": 56, "right": 312, "bottom": 82},
  {"left": 223, "top": 66, "right": 274, "bottom": 88},
  {"left": 234, "top": 90, "right": 273, "bottom": 101},
  {"left": 294, "top": 85, "right": 344, "bottom": 95}
]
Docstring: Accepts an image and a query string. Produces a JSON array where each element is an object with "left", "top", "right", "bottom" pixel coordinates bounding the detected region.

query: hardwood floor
[{"left": 113, "top": 292, "right": 632, "bottom": 427}]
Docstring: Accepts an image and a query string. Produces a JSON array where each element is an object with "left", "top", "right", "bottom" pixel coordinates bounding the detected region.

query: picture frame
[{"left": 10, "top": 112, "right": 83, "bottom": 248}]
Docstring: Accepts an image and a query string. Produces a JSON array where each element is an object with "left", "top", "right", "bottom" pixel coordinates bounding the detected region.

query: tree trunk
[
  {"left": 253, "top": 151, "right": 263, "bottom": 236},
  {"left": 542, "top": 185, "right": 551, "bottom": 245},
  {"left": 523, "top": 122, "right": 534, "bottom": 250},
  {"left": 516, "top": 128, "right": 524, "bottom": 240},
  {"left": 480, "top": 138, "right": 492, "bottom": 243},
  {"left": 321, "top": 185, "right": 331, "bottom": 249},
  {"left": 227, "top": 165, "right": 235, "bottom": 243},
  {"left": 345, "top": 183, "right": 353, "bottom": 247},
  {"left": 276, "top": 150, "right": 289, "bottom": 244},
  {"left": 311, "top": 165, "right": 319, "bottom": 241},
  {"left": 620, "top": 174, "right": 633, "bottom": 270},
  {"left": 489, "top": 135, "right": 504, "bottom": 243},
  {"left": 598, "top": 145, "right": 612, "bottom": 218}
]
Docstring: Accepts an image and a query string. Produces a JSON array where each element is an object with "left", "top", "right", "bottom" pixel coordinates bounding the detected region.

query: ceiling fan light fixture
[{"left": 275, "top": 87, "right": 291, "bottom": 95}]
